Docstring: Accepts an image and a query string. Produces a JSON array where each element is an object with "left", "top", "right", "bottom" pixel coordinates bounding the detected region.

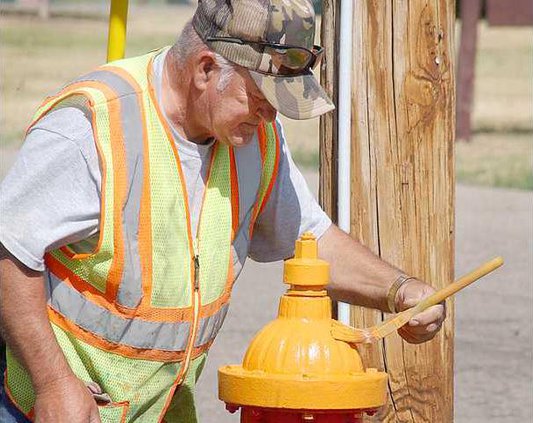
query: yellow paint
[
  {"left": 107, "top": 0, "right": 129, "bottom": 62},
  {"left": 218, "top": 232, "right": 388, "bottom": 410},
  {"left": 283, "top": 231, "right": 329, "bottom": 287}
]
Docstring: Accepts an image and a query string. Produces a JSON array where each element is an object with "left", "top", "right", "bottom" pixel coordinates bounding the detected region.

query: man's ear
[{"left": 192, "top": 51, "right": 217, "bottom": 91}]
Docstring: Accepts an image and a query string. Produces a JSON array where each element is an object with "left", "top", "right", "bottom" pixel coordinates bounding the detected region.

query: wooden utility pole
[
  {"left": 319, "top": 0, "right": 340, "bottom": 221},
  {"left": 320, "top": 1, "right": 456, "bottom": 422}
]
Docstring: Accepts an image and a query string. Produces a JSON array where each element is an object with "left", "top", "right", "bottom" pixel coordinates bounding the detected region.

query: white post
[{"left": 337, "top": 0, "right": 353, "bottom": 325}]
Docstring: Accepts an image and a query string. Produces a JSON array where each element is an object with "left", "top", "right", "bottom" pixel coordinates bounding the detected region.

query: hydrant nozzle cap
[{"left": 283, "top": 232, "right": 329, "bottom": 288}]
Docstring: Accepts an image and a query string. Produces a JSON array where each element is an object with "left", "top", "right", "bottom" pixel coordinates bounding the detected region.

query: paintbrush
[{"left": 331, "top": 257, "right": 504, "bottom": 344}]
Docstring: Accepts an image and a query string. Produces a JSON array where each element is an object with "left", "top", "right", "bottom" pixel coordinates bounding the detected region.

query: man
[{"left": 0, "top": 0, "right": 445, "bottom": 421}]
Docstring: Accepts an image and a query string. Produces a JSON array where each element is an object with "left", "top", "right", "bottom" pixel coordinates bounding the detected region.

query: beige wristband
[{"left": 386, "top": 274, "right": 415, "bottom": 314}]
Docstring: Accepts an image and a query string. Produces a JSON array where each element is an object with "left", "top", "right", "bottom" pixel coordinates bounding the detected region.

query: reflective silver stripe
[
  {"left": 194, "top": 303, "right": 230, "bottom": 347},
  {"left": 47, "top": 272, "right": 229, "bottom": 351},
  {"left": 76, "top": 70, "right": 145, "bottom": 309},
  {"left": 47, "top": 271, "right": 193, "bottom": 351}
]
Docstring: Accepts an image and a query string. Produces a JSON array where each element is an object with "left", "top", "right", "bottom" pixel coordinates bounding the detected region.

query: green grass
[
  {"left": 289, "top": 136, "right": 533, "bottom": 192},
  {"left": 0, "top": 7, "right": 191, "bottom": 147},
  {"left": 292, "top": 148, "right": 319, "bottom": 169},
  {"left": 456, "top": 134, "right": 533, "bottom": 190}
]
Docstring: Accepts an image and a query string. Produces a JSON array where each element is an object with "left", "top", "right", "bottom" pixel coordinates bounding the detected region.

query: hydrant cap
[{"left": 283, "top": 232, "right": 329, "bottom": 287}]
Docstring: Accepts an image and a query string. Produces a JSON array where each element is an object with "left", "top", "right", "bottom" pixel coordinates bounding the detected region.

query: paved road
[{"left": 1, "top": 152, "right": 531, "bottom": 422}]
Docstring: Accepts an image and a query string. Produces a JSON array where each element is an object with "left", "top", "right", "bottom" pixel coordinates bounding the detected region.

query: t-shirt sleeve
[
  {"left": 0, "top": 107, "right": 101, "bottom": 271},
  {"left": 248, "top": 118, "right": 332, "bottom": 262}
]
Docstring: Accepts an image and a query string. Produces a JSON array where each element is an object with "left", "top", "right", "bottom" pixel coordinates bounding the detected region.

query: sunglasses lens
[
  {"left": 285, "top": 48, "right": 312, "bottom": 69},
  {"left": 264, "top": 46, "right": 312, "bottom": 75}
]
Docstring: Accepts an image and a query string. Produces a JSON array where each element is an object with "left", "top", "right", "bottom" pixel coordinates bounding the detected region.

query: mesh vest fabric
[{"left": 4, "top": 48, "right": 281, "bottom": 423}]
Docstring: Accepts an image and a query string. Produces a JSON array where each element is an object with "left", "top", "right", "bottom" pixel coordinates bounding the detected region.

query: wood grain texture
[
  {"left": 319, "top": 0, "right": 455, "bottom": 421},
  {"left": 319, "top": 0, "right": 340, "bottom": 221}
]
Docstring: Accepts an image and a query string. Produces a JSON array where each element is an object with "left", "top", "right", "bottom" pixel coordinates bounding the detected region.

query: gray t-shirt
[{"left": 0, "top": 51, "right": 331, "bottom": 276}]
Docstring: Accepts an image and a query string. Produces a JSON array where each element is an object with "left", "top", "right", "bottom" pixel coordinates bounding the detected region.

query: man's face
[{"left": 205, "top": 66, "right": 277, "bottom": 148}]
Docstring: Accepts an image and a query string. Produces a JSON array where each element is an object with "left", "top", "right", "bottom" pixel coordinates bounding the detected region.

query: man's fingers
[
  {"left": 404, "top": 320, "right": 442, "bottom": 336},
  {"left": 398, "top": 326, "right": 431, "bottom": 344},
  {"left": 408, "top": 304, "right": 445, "bottom": 328}
]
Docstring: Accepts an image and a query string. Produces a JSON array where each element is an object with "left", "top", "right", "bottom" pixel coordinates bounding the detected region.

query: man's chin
[{"left": 223, "top": 132, "right": 256, "bottom": 148}]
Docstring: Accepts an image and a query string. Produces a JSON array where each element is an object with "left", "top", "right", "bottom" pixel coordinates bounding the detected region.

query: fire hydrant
[{"left": 219, "top": 232, "right": 388, "bottom": 422}]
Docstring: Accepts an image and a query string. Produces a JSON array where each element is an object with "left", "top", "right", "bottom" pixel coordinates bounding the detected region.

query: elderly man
[{"left": 0, "top": 0, "right": 445, "bottom": 422}]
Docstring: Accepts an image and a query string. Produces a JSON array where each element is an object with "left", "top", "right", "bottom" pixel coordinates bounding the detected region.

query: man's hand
[
  {"left": 318, "top": 225, "right": 447, "bottom": 344},
  {"left": 0, "top": 251, "right": 100, "bottom": 421},
  {"left": 395, "top": 279, "right": 446, "bottom": 344},
  {"left": 34, "top": 375, "right": 101, "bottom": 423}
]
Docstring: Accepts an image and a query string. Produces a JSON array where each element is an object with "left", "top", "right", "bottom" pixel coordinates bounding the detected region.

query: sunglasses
[{"left": 206, "top": 36, "right": 324, "bottom": 76}]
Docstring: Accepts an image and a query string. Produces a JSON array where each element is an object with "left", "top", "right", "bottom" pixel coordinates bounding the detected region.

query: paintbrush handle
[
  {"left": 414, "top": 256, "right": 504, "bottom": 313},
  {"left": 370, "top": 256, "right": 504, "bottom": 340},
  {"left": 332, "top": 257, "right": 505, "bottom": 344}
]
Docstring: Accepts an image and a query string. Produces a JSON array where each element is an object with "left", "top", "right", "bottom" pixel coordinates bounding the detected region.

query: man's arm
[
  {"left": 318, "top": 224, "right": 446, "bottom": 343},
  {"left": 0, "top": 250, "right": 100, "bottom": 422}
]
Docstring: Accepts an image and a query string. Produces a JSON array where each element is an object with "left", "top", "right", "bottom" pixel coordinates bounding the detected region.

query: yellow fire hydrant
[{"left": 219, "top": 232, "right": 388, "bottom": 422}]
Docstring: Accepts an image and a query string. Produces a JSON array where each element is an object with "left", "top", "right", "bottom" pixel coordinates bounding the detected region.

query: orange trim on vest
[
  {"left": 46, "top": 255, "right": 195, "bottom": 322},
  {"left": 47, "top": 252, "right": 229, "bottom": 322},
  {"left": 47, "top": 307, "right": 211, "bottom": 362},
  {"left": 99, "top": 401, "right": 130, "bottom": 423},
  {"left": 106, "top": 63, "right": 163, "bottom": 319},
  {"left": 104, "top": 65, "right": 144, "bottom": 96},
  {"left": 137, "top": 101, "right": 154, "bottom": 319},
  {"left": 26, "top": 81, "right": 91, "bottom": 134},
  {"left": 229, "top": 147, "right": 240, "bottom": 239},
  {"left": 248, "top": 122, "right": 268, "bottom": 238},
  {"left": 258, "top": 121, "right": 281, "bottom": 216},
  {"left": 102, "top": 82, "right": 128, "bottom": 302},
  {"left": 35, "top": 81, "right": 128, "bottom": 305},
  {"left": 3, "top": 370, "right": 33, "bottom": 421},
  {"left": 103, "top": 65, "right": 158, "bottom": 321},
  {"left": 223, "top": 247, "right": 236, "bottom": 296}
]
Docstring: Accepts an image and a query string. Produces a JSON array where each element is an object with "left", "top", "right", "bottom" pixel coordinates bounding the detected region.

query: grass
[
  {"left": 471, "top": 23, "right": 533, "bottom": 134},
  {"left": 1, "top": 7, "right": 532, "bottom": 189},
  {"left": 1, "top": 5, "right": 190, "bottom": 146},
  {"left": 456, "top": 134, "right": 533, "bottom": 190},
  {"left": 458, "top": 22, "right": 533, "bottom": 190}
]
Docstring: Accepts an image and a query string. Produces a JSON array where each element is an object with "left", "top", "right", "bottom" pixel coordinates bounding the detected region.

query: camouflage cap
[{"left": 192, "top": 0, "right": 335, "bottom": 120}]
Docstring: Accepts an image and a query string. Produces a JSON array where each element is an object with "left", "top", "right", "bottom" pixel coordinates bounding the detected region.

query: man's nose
[{"left": 257, "top": 101, "right": 277, "bottom": 123}]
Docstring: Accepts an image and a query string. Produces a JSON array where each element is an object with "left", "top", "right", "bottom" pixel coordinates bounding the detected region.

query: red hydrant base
[{"left": 226, "top": 404, "right": 378, "bottom": 423}]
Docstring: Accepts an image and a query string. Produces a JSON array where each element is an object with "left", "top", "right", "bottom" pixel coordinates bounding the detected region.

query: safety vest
[{"left": 4, "top": 48, "right": 280, "bottom": 422}]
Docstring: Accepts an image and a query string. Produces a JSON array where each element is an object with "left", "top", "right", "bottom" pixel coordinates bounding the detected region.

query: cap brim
[{"left": 249, "top": 70, "right": 335, "bottom": 120}]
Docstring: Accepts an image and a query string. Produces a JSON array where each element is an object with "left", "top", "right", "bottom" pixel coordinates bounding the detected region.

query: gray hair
[{"left": 170, "top": 21, "right": 236, "bottom": 92}]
